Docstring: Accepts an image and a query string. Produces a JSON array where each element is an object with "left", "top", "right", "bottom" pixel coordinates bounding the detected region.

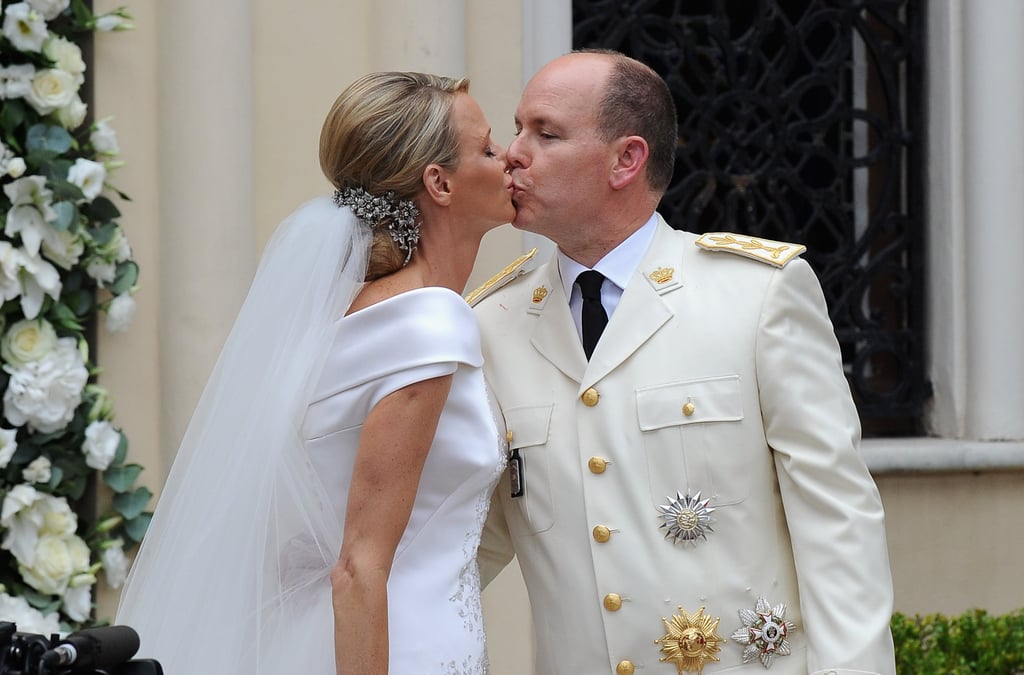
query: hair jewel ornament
[{"left": 333, "top": 187, "right": 421, "bottom": 264}]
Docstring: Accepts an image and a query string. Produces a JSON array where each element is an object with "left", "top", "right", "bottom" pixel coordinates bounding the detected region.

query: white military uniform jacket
[{"left": 474, "top": 218, "right": 896, "bottom": 675}]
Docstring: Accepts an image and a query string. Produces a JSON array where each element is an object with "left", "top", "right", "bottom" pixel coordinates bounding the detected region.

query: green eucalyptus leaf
[
  {"left": 47, "top": 176, "right": 85, "bottom": 202},
  {"left": 0, "top": 100, "right": 26, "bottom": 134},
  {"left": 113, "top": 486, "right": 153, "bottom": 520},
  {"left": 51, "top": 200, "right": 77, "bottom": 231},
  {"left": 103, "top": 463, "right": 142, "bottom": 493},
  {"left": 47, "top": 465, "right": 64, "bottom": 489},
  {"left": 124, "top": 512, "right": 152, "bottom": 543},
  {"left": 62, "top": 288, "right": 94, "bottom": 316},
  {"left": 63, "top": 474, "right": 86, "bottom": 500},
  {"left": 50, "top": 302, "right": 84, "bottom": 331},
  {"left": 90, "top": 221, "right": 117, "bottom": 246},
  {"left": 110, "top": 261, "right": 139, "bottom": 295},
  {"left": 114, "top": 431, "right": 128, "bottom": 465},
  {"left": 86, "top": 196, "right": 121, "bottom": 223},
  {"left": 26, "top": 124, "right": 73, "bottom": 155},
  {"left": 10, "top": 443, "right": 37, "bottom": 466}
]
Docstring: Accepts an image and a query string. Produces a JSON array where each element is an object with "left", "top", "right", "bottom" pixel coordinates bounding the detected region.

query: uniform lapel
[
  {"left": 581, "top": 218, "right": 684, "bottom": 391},
  {"left": 529, "top": 260, "right": 587, "bottom": 385}
]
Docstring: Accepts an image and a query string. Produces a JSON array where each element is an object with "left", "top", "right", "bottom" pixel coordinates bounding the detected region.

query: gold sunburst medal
[{"left": 656, "top": 606, "right": 725, "bottom": 674}]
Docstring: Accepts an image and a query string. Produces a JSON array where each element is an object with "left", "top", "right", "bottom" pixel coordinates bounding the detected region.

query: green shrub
[{"left": 893, "top": 609, "right": 1024, "bottom": 674}]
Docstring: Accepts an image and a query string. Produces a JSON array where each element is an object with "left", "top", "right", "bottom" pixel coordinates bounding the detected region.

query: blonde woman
[{"left": 117, "top": 72, "right": 514, "bottom": 675}]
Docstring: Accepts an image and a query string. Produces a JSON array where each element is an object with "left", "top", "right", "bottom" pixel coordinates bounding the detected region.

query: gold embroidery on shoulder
[
  {"left": 465, "top": 248, "right": 538, "bottom": 306},
  {"left": 695, "top": 232, "right": 806, "bottom": 268}
]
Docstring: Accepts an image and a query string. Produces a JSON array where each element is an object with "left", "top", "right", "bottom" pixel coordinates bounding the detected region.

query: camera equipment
[{"left": 0, "top": 622, "right": 162, "bottom": 675}]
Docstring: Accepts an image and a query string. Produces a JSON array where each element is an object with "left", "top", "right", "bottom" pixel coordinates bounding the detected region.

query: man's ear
[
  {"left": 609, "top": 136, "right": 649, "bottom": 190},
  {"left": 422, "top": 164, "right": 452, "bottom": 206}
]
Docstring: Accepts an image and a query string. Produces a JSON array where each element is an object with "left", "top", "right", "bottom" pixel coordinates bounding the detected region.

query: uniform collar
[{"left": 556, "top": 213, "right": 659, "bottom": 299}]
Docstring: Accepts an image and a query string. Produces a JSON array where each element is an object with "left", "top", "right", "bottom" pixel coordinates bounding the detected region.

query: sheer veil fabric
[{"left": 115, "top": 197, "right": 370, "bottom": 674}]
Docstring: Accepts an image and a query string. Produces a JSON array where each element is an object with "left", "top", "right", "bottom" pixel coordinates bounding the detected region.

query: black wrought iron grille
[{"left": 573, "top": 0, "right": 928, "bottom": 435}]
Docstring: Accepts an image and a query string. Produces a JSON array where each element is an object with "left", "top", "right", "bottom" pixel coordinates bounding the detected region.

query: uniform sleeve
[
  {"left": 756, "top": 259, "right": 897, "bottom": 675},
  {"left": 478, "top": 482, "right": 515, "bottom": 587}
]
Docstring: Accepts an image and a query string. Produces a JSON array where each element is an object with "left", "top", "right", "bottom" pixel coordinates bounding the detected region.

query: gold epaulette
[
  {"left": 695, "top": 232, "right": 806, "bottom": 268},
  {"left": 465, "top": 248, "right": 538, "bottom": 307}
]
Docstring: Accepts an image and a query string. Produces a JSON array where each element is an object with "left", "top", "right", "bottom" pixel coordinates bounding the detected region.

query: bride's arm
[{"left": 331, "top": 374, "right": 453, "bottom": 675}]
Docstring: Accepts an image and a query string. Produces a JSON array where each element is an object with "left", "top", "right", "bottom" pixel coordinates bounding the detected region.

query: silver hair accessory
[{"left": 333, "top": 187, "right": 421, "bottom": 264}]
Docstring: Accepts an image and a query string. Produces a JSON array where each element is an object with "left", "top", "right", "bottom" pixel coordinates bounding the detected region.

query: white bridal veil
[{"left": 116, "top": 197, "right": 369, "bottom": 674}]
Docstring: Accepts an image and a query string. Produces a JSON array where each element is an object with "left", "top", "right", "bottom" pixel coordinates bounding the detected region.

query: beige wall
[{"left": 89, "top": 1, "right": 1024, "bottom": 672}]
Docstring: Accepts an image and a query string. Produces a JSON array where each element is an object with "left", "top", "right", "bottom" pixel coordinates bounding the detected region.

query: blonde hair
[{"left": 319, "top": 72, "right": 470, "bottom": 280}]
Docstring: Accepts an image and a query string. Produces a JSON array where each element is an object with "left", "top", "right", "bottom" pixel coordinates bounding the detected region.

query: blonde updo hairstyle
[{"left": 319, "top": 72, "right": 470, "bottom": 281}]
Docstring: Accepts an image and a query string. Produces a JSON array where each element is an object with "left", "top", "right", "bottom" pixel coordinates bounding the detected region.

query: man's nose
[{"left": 506, "top": 135, "right": 526, "bottom": 168}]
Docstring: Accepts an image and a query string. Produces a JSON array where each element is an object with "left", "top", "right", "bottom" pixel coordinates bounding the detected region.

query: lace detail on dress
[
  {"left": 439, "top": 391, "right": 506, "bottom": 675},
  {"left": 439, "top": 650, "right": 490, "bottom": 675}
]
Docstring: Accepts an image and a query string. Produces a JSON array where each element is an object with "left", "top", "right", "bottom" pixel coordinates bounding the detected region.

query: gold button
[
  {"left": 682, "top": 401, "right": 696, "bottom": 416},
  {"left": 506, "top": 430, "right": 513, "bottom": 444},
  {"left": 616, "top": 661, "right": 635, "bottom": 675},
  {"left": 581, "top": 387, "right": 600, "bottom": 406},
  {"left": 588, "top": 456, "right": 607, "bottom": 474},
  {"left": 593, "top": 525, "right": 611, "bottom": 543},
  {"left": 603, "top": 593, "right": 622, "bottom": 611}
]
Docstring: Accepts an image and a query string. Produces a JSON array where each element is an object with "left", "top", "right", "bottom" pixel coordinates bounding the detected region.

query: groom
[{"left": 472, "top": 49, "right": 896, "bottom": 675}]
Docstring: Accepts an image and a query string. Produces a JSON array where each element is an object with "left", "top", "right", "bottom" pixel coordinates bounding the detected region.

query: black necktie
[{"left": 577, "top": 270, "right": 608, "bottom": 360}]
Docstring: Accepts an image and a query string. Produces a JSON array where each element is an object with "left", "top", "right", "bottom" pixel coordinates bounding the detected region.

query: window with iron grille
[{"left": 573, "top": 0, "right": 928, "bottom": 436}]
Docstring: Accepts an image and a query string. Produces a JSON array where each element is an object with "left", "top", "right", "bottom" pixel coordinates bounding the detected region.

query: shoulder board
[
  {"left": 695, "top": 232, "right": 806, "bottom": 268},
  {"left": 465, "top": 248, "right": 538, "bottom": 307}
]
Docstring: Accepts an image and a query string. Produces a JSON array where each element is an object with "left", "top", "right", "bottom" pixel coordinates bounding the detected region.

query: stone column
[
  {"left": 371, "top": 0, "right": 466, "bottom": 75},
  {"left": 961, "top": 0, "right": 1024, "bottom": 439},
  {"left": 155, "top": 0, "right": 256, "bottom": 471}
]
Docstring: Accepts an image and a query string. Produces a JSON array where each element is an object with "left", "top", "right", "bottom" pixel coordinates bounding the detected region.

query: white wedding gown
[{"left": 300, "top": 286, "right": 506, "bottom": 674}]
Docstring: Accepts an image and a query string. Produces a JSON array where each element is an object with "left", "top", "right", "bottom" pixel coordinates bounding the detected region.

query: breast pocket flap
[
  {"left": 636, "top": 375, "right": 743, "bottom": 431},
  {"left": 503, "top": 404, "right": 553, "bottom": 450}
]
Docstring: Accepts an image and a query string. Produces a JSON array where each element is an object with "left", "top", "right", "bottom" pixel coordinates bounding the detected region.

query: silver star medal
[
  {"left": 731, "top": 596, "right": 796, "bottom": 668},
  {"left": 657, "top": 490, "right": 715, "bottom": 546}
]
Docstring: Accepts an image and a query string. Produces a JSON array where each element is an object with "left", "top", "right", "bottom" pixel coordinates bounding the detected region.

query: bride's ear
[{"left": 422, "top": 164, "right": 453, "bottom": 206}]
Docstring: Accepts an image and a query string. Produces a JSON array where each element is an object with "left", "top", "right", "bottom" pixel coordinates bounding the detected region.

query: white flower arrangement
[{"left": 0, "top": 0, "right": 148, "bottom": 631}]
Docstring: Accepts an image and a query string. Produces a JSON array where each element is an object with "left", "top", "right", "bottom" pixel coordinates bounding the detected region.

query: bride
[{"left": 115, "top": 71, "right": 515, "bottom": 675}]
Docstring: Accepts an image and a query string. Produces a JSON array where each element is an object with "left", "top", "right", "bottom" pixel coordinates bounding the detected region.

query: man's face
[{"left": 506, "top": 54, "right": 613, "bottom": 246}]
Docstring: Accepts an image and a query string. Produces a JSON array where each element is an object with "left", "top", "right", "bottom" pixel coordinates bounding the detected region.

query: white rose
[
  {"left": 90, "top": 118, "right": 119, "bottom": 155},
  {"left": 54, "top": 93, "right": 86, "bottom": 130},
  {"left": 40, "top": 227, "right": 83, "bottom": 269},
  {"left": 42, "top": 34, "right": 83, "bottom": 83},
  {"left": 0, "top": 484, "right": 46, "bottom": 564},
  {"left": 62, "top": 578, "right": 92, "bottom": 621},
  {"left": 1, "top": 486, "right": 76, "bottom": 566},
  {"left": 66, "top": 157, "right": 105, "bottom": 202},
  {"left": 0, "top": 592, "right": 60, "bottom": 635},
  {"left": 26, "top": 0, "right": 69, "bottom": 22},
  {"left": 6, "top": 157, "right": 26, "bottom": 178},
  {"left": 3, "top": 336, "right": 88, "bottom": 433},
  {"left": 21, "top": 455, "right": 50, "bottom": 483},
  {"left": 2, "top": 3, "right": 47, "bottom": 53},
  {"left": 25, "top": 68, "right": 77, "bottom": 115},
  {"left": 0, "top": 427, "right": 18, "bottom": 469},
  {"left": 19, "top": 532, "right": 90, "bottom": 595},
  {"left": 82, "top": 420, "right": 120, "bottom": 470},
  {"left": 100, "top": 541, "right": 128, "bottom": 589},
  {"left": 104, "top": 294, "right": 135, "bottom": 333},
  {"left": 0, "top": 63, "right": 35, "bottom": 99},
  {"left": 2, "top": 318, "right": 58, "bottom": 366}
]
